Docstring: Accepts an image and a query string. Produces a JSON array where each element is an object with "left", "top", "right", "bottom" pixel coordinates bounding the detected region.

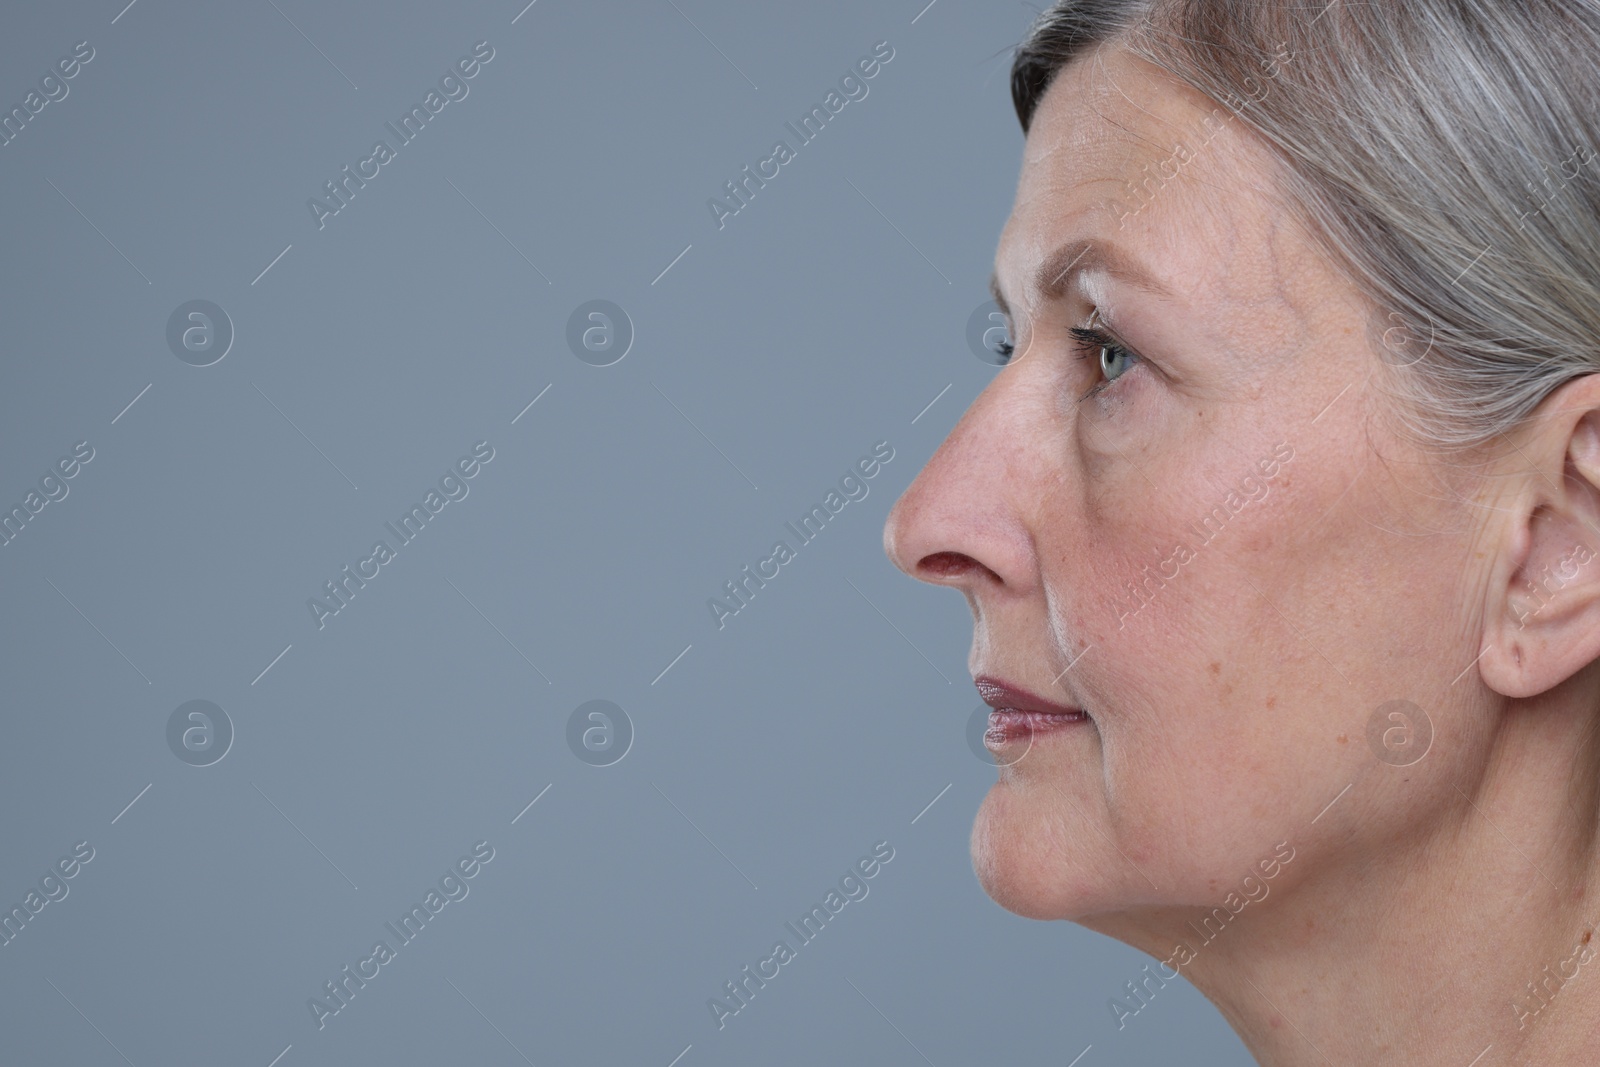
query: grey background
[{"left": 0, "top": 1, "right": 1250, "bottom": 1063}]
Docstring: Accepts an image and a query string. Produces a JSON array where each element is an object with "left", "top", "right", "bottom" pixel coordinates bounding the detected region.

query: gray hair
[{"left": 1011, "top": 0, "right": 1600, "bottom": 455}]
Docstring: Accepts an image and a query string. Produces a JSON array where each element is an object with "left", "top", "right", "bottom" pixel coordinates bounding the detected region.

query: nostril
[{"left": 919, "top": 551, "right": 979, "bottom": 580}]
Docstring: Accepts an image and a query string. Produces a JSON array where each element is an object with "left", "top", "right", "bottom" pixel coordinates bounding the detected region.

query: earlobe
[{"left": 1480, "top": 388, "right": 1600, "bottom": 699}]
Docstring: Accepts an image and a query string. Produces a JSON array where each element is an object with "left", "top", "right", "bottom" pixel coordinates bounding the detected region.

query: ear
[{"left": 1481, "top": 374, "right": 1600, "bottom": 698}]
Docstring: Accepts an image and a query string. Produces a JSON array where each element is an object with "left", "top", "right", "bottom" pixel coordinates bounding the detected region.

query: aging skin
[{"left": 884, "top": 45, "right": 1600, "bottom": 1067}]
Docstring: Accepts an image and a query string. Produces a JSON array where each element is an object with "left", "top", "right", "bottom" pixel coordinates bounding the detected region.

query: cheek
[
  {"left": 1038, "top": 449, "right": 1336, "bottom": 854},
  {"left": 1015, "top": 417, "right": 1478, "bottom": 906},
  {"left": 1046, "top": 495, "right": 1218, "bottom": 705},
  {"left": 1041, "top": 477, "right": 1183, "bottom": 641}
]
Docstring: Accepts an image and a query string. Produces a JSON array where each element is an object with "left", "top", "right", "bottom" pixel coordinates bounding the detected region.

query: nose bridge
[{"left": 884, "top": 372, "right": 1036, "bottom": 585}]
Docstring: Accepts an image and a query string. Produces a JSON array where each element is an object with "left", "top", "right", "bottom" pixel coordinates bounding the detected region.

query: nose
[{"left": 883, "top": 378, "right": 1040, "bottom": 597}]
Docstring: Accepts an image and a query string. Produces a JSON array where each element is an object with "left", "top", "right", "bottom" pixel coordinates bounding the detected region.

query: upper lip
[{"left": 973, "top": 674, "right": 1083, "bottom": 716}]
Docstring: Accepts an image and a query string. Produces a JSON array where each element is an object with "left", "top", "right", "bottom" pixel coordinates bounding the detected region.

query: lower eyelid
[{"left": 1080, "top": 356, "right": 1139, "bottom": 402}]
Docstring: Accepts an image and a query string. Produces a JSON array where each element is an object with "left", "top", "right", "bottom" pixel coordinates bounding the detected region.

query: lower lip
[{"left": 985, "top": 708, "right": 1090, "bottom": 747}]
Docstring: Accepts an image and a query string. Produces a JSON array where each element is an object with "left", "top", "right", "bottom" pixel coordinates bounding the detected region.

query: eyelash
[{"left": 991, "top": 322, "right": 1140, "bottom": 400}]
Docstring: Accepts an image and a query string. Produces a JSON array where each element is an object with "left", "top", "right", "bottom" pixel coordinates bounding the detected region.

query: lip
[{"left": 974, "top": 674, "right": 1090, "bottom": 747}]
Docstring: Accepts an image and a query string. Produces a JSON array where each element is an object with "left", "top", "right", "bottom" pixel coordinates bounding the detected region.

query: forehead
[{"left": 995, "top": 47, "right": 1289, "bottom": 312}]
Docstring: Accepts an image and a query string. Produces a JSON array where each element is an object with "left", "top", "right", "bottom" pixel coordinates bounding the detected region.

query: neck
[{"left": 1100, "top": 681, "right": 1600, "bottom": 1066}]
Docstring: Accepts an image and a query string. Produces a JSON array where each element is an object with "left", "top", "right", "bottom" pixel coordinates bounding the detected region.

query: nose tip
[
  {"left": 883, "top": 463, "right": 1005, "bottom": 591},
  {"left": 882, "top": 382, "right": 1040, "bottom": 596},
  {"left": 882, "top": 490, "right": 927, "bottom": 580}
]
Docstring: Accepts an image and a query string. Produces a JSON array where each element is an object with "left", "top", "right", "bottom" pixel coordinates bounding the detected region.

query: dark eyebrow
[{"left": 989, "top": 238, "right": 1174, "bottom": 318}]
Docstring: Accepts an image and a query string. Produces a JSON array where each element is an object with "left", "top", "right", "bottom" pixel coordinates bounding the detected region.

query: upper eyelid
[{"left": 1083, "top": 314, "right": 1141, "bottom": 360}]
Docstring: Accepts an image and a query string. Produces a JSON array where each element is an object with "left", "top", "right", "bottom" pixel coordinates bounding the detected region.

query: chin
[{"left": 970, "top": 781, "right": 1109, "bottom": 921}]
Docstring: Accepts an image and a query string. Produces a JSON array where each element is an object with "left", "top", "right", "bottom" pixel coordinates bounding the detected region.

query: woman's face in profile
[{"left": 884, "top": 49, "right": 1493, "bottom": 924}]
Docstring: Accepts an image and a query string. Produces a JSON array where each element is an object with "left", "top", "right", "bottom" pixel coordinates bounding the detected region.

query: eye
[
  {"left": 989, "top": 316, "right": 1017, "bottom": 365},
  {"left": 1069, "top": 323, "right": 1139, "bottom": 400}
]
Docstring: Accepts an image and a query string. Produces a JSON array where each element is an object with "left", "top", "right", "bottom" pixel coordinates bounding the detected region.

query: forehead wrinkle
[
  {"left": 1080, "top": 46, "right": 1196, "bottom": 152},
  {"left": 998, "top": 60, "right": 1230, "bottom": 315},
  {"left": 1034, "top": 47, "right": 1216, "bottom": 163}
]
